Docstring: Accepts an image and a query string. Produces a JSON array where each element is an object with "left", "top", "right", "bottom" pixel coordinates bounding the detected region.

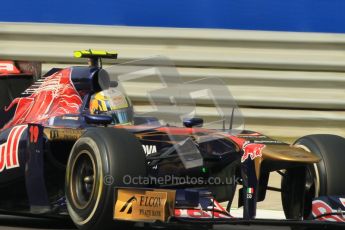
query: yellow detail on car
[{"left": 73, "top": 50, "right": 118, "bottom": 59}]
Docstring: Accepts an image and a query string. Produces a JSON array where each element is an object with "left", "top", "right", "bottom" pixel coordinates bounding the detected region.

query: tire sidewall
[
  {"left": 66, "top": 136, "right": 109, "bottom": 229},
  {"left": 294, "top": 134, "right": 345, "bottom": 196},
  {"left": 282, "top": 134, "right": 345, "bottom": 219},
  {"left": 66, "top": 128, "right": 146, "bottom": 230}
]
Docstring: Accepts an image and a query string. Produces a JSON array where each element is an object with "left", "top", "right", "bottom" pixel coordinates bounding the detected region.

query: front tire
[
  {"left": 66, "top": 128, "right": 146, "bottom": 230},
  {"left": 282, "top": 134, "right": 345, "bottom": 219}
]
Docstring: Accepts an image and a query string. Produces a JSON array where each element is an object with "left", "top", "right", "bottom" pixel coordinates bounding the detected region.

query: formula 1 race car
[{"left": 0, "top": 51, "right": 344, "bottom": 230}]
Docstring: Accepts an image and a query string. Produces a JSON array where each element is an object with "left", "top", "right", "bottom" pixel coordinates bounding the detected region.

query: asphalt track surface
[
  {"left": 0, "top": 215, "right": 293, "bottom": 230},
  {"left": 2, "top": 214, "right": 345, "bottom": 230},
  {"left": 0, "top": 215, "right": 344, "bottom": 230}
]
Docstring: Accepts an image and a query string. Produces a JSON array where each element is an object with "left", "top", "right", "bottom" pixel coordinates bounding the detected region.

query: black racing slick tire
[
  {"left": 65, "top": 128, "right": 147, "bottom": 230},
  {"left": 282, "top": 134, "right": 345, "bottom": 219}
]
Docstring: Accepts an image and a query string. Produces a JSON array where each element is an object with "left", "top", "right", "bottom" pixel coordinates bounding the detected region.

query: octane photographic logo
[
  {"left": 105, "top": 56, "right": 245, "bottom": 169},
  {"left": 104, "top": 174, "right": 241, "bottom": 186},
  {"left": 120, "top": 174, "right": 240, "bottom": 186}
]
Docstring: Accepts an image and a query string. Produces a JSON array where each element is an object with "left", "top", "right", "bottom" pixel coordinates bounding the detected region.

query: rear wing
[
  {"left": 0, "top": 60, "right": 41, "bottom": 80},
  {"left": 0, "top": 60, "right": 42, "bottom": 129}
]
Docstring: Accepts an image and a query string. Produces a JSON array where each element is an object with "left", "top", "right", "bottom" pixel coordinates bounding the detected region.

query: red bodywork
[
  {"left": 2, "top": 68, "right": 82, "bottom": 130},
  {"left": 0, "top": 61, "right": 21, "bottom": 76}
]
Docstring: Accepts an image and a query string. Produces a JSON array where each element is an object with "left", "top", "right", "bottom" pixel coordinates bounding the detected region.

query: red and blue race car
[{"left": 0, "top": 50, "right": 344, "bottom": 230}]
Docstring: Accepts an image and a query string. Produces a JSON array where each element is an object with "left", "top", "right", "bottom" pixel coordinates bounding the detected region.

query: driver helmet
[{"left": 89, "top": 88, "right": 134, "bottom": 125}]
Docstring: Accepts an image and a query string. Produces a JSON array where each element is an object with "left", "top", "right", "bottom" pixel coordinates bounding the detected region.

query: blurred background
[
  {"left": 1, "top": 0, "right": 345, "bottom": 216},
  {"left": 1, "top": 0, "right": 345, "bottom": 143}
]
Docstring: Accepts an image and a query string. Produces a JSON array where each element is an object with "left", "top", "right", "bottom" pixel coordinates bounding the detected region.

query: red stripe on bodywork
[
  {"left": 0, "top": 145, "right": 5, "bottom": 172},
  {"left": 6, "top": 126, "right": 19, "bottom": 167},
  {"left": 12, "top": 125, "right": 27, "bottom": 167}
]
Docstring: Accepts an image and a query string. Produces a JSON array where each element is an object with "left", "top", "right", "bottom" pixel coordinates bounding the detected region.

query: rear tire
[
  {"left": 282, "top": 134, "right": 345, "bottom": 219},
  {"left": 66, "top": 128, "right": 146, "bottom": 230}
]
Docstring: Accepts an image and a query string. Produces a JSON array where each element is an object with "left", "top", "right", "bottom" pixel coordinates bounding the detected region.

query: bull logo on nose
[{"left": 241, "top": 142, "right": 265, "bottom": 163}]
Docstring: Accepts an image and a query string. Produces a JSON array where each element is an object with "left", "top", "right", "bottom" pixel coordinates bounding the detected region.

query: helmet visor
[{"left": 108, "top": 107, "right": 134, "bottom": 125}]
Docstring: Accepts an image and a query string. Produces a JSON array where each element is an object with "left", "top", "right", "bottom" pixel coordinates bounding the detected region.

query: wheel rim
[
  {"left": 293, "top": 144, "right": 320, "bottom": 218},
  {"left": 295, "top": 144, "right": 320, "bottom": 198},
  {"left": 70, "top": 150, "right": 96, "bottom": 210}
]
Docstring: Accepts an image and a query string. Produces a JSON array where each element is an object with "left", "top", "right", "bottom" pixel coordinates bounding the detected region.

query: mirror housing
[{"left": 183, "top": 118, "right": 203, "bottom": 128}]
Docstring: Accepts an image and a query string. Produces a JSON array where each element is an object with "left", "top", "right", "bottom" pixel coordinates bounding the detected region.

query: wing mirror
[
  {"left": 84, "top": 114, "right": 112, "bottom": 126},
  {"left": 183, "top": 118, "right": 203, "bottom": 128}
]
